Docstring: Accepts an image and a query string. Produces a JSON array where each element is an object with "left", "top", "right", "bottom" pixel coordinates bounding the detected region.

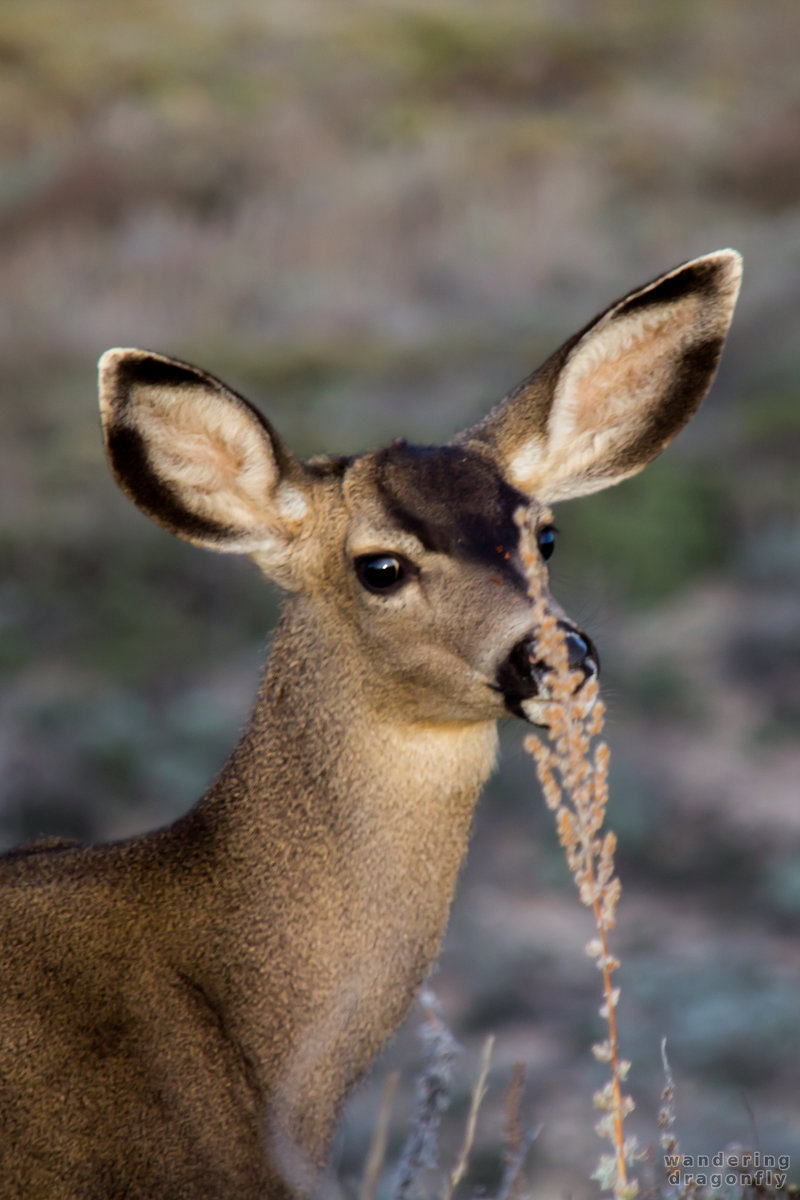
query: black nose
[
  {"left": 562, "top": 626, "right": 599, "bottom": 678},
  {"left": 495, "top": 623, "right": 599, "bottom": 718}
]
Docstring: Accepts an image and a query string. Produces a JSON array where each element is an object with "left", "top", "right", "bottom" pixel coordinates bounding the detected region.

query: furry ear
[
  {"left": 98, "top": 349, "right": 313, "bottom": 574},
  {"left": 462, "top": 250, "right": 742, "bottom": 503}
]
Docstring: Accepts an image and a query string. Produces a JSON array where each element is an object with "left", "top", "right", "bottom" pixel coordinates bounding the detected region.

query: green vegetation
[{"left": 564, "top": 461, "right": 733, "bottom": 604}]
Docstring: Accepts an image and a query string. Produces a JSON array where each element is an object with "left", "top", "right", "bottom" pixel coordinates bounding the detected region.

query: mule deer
[{"left": 0, "top": 252, "right": 741, "bottom": 1198}]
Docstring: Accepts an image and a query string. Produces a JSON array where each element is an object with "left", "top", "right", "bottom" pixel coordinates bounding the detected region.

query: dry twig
[
  {"left": 441, "top": 1035, "right": 495, "bottom": 1200},
  {"left": 361, "top": 1071, "right": 401, "bottom": 1200},
  {"left": 392, "top": 987, "right": 459, "bottom": 1200}
]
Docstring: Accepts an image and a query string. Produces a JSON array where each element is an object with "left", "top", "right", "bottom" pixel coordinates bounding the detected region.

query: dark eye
[
  {"left": 537, "top": 525, "right": 556, "bottom": 561},
  {"left": 355, "top": 554, "right": 408, "bottom": 594}
]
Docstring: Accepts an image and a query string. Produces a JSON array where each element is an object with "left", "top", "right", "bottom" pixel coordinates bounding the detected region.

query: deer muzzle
[{"left": 496, "top": 622, "right": 599, "bottom": 723}]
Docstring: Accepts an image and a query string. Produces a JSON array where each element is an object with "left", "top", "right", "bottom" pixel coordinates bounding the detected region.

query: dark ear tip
[
  {"left": 98, "top": 347, "right": 146, "bottom": 378},
  {"left": 680, "top": 248, "right": 743, "bottom": 306},
  {"left": 617, "top": 249, "right": 743, "bottom": 323},
  {"left": 98, "top": 348, "right": 149, "bottom": 416},
  {"left": 699, "top": 247, "right": 743, "bottom": 292},
  {"left": 98, "top": 349, "right": 212, "bottom": 425}
]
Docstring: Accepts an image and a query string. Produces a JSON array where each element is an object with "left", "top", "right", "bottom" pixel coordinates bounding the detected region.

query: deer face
[
  {"left": 314, "top": 439, "right": 594, "bottom": 725},
  {"left": 98, "top": 251, "right": 741, "bottom": 729}
]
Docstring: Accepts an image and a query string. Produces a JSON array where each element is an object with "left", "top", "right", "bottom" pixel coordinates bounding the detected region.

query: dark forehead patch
[{"left": 373, "top": 441, "right": 529, "bottom": 574}]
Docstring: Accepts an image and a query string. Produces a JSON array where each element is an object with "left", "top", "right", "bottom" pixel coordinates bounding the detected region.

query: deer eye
[
  {"left": 537, "top": 525, "right": 556, "bottom": 561},
  {"left": 354, "top": 554, "right": 408, "bottom": 594}
]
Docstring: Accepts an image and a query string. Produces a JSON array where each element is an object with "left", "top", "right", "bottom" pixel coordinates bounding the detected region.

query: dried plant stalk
[
  {"left": 503, "top": 1062, "right": 527, "bottom": 1181},
  {"left": 658, "top": 1040, "right": 697, "bottom": 1200},
  {"left": 361, "top": 1070, "right": 400, "bottom": 1200},
  {"left": 442, "top": 1034, "right": 495, "bottom": 1200},
  {"left": 392, "top": 986, "right": 458, "bottom": 1200},
  {"left": 517, "top": 510, "right": 637, "bottom": 1200}
]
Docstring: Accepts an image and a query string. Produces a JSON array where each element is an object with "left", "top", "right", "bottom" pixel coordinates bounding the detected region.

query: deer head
[{"left": 99, "top": 251, "right": 741, "bottom": 732}]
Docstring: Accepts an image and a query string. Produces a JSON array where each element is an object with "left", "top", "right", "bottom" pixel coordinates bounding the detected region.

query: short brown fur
[{"left": 0, "top": 252, "right": 740, "bottom": 1198}]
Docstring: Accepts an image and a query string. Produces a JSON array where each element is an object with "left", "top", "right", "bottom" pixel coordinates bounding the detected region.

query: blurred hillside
[{"left": 1, "top": 1, "right": 799, "bottom": 1194}]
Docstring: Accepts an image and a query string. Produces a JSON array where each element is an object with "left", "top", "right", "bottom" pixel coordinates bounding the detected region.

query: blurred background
[{"left": 1, "top": 0, "right": 799, "bottom": 1193}]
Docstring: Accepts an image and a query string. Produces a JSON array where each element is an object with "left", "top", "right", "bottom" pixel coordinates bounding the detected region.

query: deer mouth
[{"left": 494, "top": 626, "right": 599, "bottom": 724}]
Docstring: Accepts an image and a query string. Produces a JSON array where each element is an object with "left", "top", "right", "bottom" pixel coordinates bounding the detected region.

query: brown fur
[{"left": 0, "top": 252, "right": 740, "bottom": 1197}]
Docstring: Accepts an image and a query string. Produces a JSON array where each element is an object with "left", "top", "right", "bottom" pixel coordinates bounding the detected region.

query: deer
[{"left": 0, "top": 251, "right": 741, "bottom": 1199}]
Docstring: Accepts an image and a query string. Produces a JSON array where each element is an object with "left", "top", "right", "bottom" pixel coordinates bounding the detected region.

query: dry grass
[
  {"left": 362, "top": 986, "right": 537, "bottom": 1200},
  {"left": 517, "top": 510, "right": 636, "bottom": 1198}
]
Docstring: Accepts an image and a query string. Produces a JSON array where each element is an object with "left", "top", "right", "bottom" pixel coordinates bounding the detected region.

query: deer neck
[
  {"left": 203, "top": 596, "right": 499, "bottom": 956},
  {"left": 167, "top": 596, "right": 498, "bottom": 1153},
  {"left": 216, "top": 593, "right": 497, "bottom": 848}
]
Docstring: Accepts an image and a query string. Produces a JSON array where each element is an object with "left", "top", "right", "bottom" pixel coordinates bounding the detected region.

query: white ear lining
[
  {"left": 276, "top": 485, "right": 309, "bottom": 522},
  {"left": 505, "top": 294, "right": 706, "bottom": 500},
  {"left": 546, "top": 295, "right": 700, "bottom": 452},
  {"left": 472, "top": 251, "right": 741, "bottom": 503},
  {"left": 506, "top": 436, "right": 547, "bottom": 490},
  {"left": 133, "top": 384, "right": 291, "bottom": 539}
]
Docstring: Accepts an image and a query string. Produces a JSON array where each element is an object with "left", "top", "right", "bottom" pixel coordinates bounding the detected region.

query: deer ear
[
  {"left": 463, "top": 250, "right": 742, "bottom": 503},
  {"left": 98, "top": 349, "right": 313, "bottom": 573}
]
